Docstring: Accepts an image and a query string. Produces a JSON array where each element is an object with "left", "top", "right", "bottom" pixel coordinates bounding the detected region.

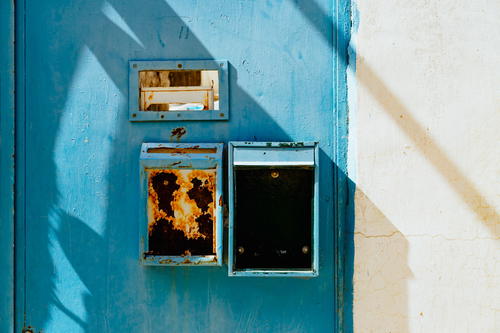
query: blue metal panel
[
  {"left": 139, "top": 143, "right": 223, "bottom": 266},
  {"left": 0, "top": 0, "right": 15, "bottom": 331},
  {"left": 129, "top": 60, "right": 229, "bottom": 121},
  {"left": 15, "top": 0, "right": 349, "bottom": 332},
  {"left": 228, "top": 142, "right": 319, "bottom": 277}
]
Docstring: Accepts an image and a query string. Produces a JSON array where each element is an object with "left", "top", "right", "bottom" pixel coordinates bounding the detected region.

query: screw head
[
  {"left": 237, "top": 246, "right": 245, "bottom": 254},
  {"left": 302, "top": 246, "right": 309, "bottom": 254},
  {"left": 271, "top": 171, "right": 279, "bottom": 178}
]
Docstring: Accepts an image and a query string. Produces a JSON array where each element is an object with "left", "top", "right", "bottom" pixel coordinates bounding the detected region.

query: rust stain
[
  {"left": 218, "top": 195, "right": 223, "bottom": 207},
  {"left": 147, "top": 147, "right": 216, "bottom": 154},
  {"left": 147, "top": 169, "right": 216, "bottom": 255},
  {"left": 170, "top": 127, "right": 187, "bottom": 140},
  {"left": 158, "top": 259, "right": 174, "bottom": 264}
]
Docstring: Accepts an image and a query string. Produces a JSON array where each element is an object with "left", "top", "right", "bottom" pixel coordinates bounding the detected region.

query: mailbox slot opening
[
  {"left": 147, "top": 147, "right": 217, "bottom": 154},
  {"left": 139, "top": 70, "right": 220, "bottom": 111}
]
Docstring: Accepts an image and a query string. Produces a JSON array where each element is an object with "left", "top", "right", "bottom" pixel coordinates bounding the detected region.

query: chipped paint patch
[{"left": 170, "top": 127, "right": 187, "bottom": 140}]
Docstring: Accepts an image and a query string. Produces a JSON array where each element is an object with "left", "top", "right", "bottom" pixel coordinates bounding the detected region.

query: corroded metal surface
[
  {"left": 147, "top": 147, "right": 216, "bottom": 154},
  {"left": 147, "top": 169, "right": 216, "bottom": 256},
  {"left": 170, "top": 127, "right": 187, "bottom": 140}
]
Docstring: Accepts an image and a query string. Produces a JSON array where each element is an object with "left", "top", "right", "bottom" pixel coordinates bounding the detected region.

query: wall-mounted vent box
[
  {"left": 129, "top": 60, "right": 229, "bottom": 121},
  {"left": 139, "top": 143, "right": 223, "bottom": 266},
  {"left": 228, "top": 142, "right": 319, "bottom": 277}
]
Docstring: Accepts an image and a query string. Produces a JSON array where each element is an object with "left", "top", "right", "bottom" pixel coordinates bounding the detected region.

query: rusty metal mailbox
[
  {"left": 228, "top": 142, "right": 319, "bottom": 277},
  {"left": 139, "top": 143, "right": 223, "bottom": 266}
]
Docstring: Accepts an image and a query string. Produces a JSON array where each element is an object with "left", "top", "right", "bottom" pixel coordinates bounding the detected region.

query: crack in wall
[{"left": 354, "top": 231, "right": 499, "bottom": 241}]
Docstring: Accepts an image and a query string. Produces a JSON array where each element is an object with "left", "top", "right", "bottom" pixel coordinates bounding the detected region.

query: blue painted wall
[{"left": 11, "top": 0, "right": 352, "bottom": 331}]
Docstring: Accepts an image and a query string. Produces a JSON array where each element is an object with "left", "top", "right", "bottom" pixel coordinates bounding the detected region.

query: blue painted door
[{"left": 18, "top": 1, "right": 341, "bottom": 332}]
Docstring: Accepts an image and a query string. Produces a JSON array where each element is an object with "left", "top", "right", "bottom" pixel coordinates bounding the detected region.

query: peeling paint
[{"left": 170, "top": 127, "right": 187, "bottom": 141}]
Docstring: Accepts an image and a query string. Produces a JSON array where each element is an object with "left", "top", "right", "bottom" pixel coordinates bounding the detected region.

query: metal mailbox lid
[
  {"left": 140, "top": 142, "right": 223, "bottom": 169},
  {"left": 139, "top": 143, "right": 224, "bottom": 266},
  {"left": 233, "top": 144, "right": 316, "bottom": 166}
]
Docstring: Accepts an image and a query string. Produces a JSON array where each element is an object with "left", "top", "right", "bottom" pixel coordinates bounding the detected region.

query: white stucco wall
[{"left": 351, "top": 0, "right": 499, "bottom": 332}]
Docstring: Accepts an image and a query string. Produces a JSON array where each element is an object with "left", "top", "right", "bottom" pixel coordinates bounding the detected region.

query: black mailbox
[{"left": 228, "top": 142, "right": 319, "bottom": 277}]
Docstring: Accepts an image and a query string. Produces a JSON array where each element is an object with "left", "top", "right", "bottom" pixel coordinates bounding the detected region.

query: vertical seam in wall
[
  {"left": 345, "top": 0, "right": 358, "bottom": 332},
  {"left": 0, "top": 0, "right": 15, "bottom": 331},
  {"left": 14, "top": 0, "right": 28, "bottom": 330},
  {"left": 23, "top": 0, "right": 27, "bottom": 326},
  {"left": 347, "top": 2, "right": 358, "bottom": 184},
  {"left": 334, "top": 0, "right": 355, "bottom": 332},
  {"left": 333, "top": 0, "right": 340, "bottom": 331}
]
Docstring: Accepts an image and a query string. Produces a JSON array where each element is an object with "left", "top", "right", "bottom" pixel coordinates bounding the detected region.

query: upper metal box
[
  {"left": 139, "top": 143, "right": 224, "bottom": 266},
  {"left": 129, "top": 60, "right": 229, "bottom": 121}
]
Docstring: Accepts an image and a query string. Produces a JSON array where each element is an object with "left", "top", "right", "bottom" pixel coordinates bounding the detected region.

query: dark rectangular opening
[{"left": 234, "top": 167, "right": 314, "bottom": 270}]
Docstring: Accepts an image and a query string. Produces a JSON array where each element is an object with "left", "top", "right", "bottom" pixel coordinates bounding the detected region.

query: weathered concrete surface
[{"left": 352, "top": 0, "right": 500, "bottom": 331}]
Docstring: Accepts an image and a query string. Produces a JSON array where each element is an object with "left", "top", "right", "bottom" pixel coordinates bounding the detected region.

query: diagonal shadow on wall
[
  {"left": 291, "top": 0, "right": 499, "bottom": 239},
  {"left": 23, "top": 0, "right": 339, "bottom": 332}
]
